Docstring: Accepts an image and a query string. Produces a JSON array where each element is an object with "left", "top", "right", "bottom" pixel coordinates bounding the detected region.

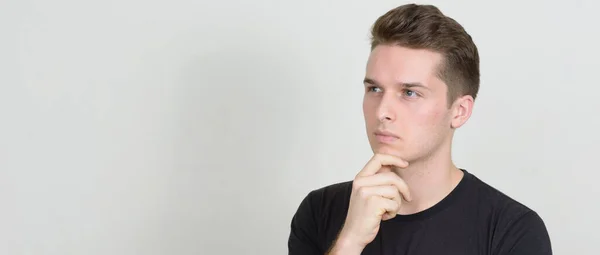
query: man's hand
[{"left": 327, "top": 154, "right": 411, "bottom": 255}]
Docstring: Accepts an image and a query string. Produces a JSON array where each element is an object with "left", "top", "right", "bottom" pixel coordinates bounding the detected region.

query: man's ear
[{"left": 450, "top": 95, "right": 474, "bottom": 129}]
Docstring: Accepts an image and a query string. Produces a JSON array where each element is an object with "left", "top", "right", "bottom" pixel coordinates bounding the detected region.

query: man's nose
[{"left": 376, "top": 92, "right": 396, "bottom": 122}]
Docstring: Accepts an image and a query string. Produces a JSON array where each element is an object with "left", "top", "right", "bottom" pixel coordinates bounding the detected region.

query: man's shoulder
[
  {"left": 290, "top": 180, "right": 354, "bottom": 248},
  {"left": 301, "top": 180, "right": 353, "bottom": 212},
  {"left": 310, "top": 180, "right": 354, "bottom": 199},
  {"left": 466, "top": 171, "right": 534, "bottom": 215},
  {"left": 293, "top": 180, "right": 354, "bottom": 227},
  {"left": 464, "top": 171, "right": 552, "bottom": 254},
  {"left": 465, "top": 171, "right": 549, "bottom": 239},
  {"left": 288, "top": 180, "right": 354, "bottom": 254}
]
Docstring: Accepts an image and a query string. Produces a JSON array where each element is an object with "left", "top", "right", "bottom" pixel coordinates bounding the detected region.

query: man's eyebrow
[
  {"left": 400, "top": 82, "right": 430, "bottom": 90},
  {"left": 363, "top": 77, "right": 430, "bottom": 90},
  {"left": 363, "top": 77, "right": 378, "bottom": 85}
]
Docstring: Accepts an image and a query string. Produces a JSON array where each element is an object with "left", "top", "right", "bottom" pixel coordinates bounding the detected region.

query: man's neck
[{"left": 392, "top": 147, "right": 464, "bottom": 215}]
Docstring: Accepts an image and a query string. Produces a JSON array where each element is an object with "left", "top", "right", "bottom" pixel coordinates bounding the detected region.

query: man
[{"left": 287, "top": 3, "right": 552, "bottom": 255}]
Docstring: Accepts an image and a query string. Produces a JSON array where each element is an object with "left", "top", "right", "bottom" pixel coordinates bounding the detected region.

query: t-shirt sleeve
[
  {"left": 493, "top": 210, "right": 553, "bottom": 255},
  {"left": 288, "top": 190, "right": 323, "bottom": 255}
]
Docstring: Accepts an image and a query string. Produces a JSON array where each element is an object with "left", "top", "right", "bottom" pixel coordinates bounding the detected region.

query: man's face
[{"left": 363, "top": 45, "right": 458, "bottom": 162}]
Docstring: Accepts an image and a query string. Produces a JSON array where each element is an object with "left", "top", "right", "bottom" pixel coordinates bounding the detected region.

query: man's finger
[
  {"left": 358, "top": 185, "right": 404, "bottom": 215},
  {"left": 369, "top": 195, "right": 399, "bottom": 219},
  {"left": 355, "top": 172, "right": 412, "bottom": 202},
  {"left": 356, "top": 185, "right": 402, "bottom": 201},
  {"left": 356, "top": 154, "right": 409, "bottom": 178}
]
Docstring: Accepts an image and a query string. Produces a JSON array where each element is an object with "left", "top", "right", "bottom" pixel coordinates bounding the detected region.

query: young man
[{"left": 288, "top": 4, "right": 552, "bottom": 255}]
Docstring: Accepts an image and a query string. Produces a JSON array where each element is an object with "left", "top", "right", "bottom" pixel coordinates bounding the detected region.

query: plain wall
[{"left": 1, "top": 0, "right": 598, "bottom": 254}]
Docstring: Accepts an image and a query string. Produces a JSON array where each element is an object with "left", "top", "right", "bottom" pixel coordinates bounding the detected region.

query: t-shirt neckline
[{"left": 386, "top": 169, "right": 472, "bottom": 222}]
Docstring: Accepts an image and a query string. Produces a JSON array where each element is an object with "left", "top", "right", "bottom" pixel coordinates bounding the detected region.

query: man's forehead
[
  {"left": 365, "top": 45, "right": 443, "bottom": 87},
  {"left": 367, "top": 45, "right": 442, "bottom": 71}
]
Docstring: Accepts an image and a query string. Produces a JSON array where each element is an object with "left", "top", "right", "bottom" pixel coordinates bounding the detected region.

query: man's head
[{"left": 363, "top": 4, "right": 479, "bottom": 163}]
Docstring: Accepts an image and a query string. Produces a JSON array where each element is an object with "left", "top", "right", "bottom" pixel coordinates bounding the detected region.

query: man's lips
[{"left": 374, "top": 130, "right": 399, "bottom": 143}]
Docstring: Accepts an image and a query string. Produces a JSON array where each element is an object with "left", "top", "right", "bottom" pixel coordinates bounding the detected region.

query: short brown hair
[{"left": 370, "top": 4, "right": 480, "bottom": 106}]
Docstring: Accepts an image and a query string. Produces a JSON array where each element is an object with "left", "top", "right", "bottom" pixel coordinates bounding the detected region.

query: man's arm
[
  {"left": 288, "top": 190, "right": 323, "bottom": 255},
  {"left": 493, "top": 210, "right": 553, "bottom": 255}
]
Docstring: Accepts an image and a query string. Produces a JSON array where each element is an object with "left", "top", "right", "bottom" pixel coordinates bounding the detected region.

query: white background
[{"left": 1, "top": 0, "right": 598, "bottom": 254}]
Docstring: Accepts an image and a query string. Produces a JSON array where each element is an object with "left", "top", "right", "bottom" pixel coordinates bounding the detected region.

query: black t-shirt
[{"left": 288, "top": 169, "right": 552, "bottom": 255}]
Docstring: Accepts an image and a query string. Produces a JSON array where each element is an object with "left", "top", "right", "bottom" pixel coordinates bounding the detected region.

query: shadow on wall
[{"left": 163, "top": 42, "right": 317, "bottom": 254}]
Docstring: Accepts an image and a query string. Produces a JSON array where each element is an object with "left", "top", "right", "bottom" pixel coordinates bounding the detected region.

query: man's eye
[
  {"left": 368, "top": 86, "right": 382, "bottom": 93},
  {"left": 404, "top": 89, "right": 417, "bottom": 97}
]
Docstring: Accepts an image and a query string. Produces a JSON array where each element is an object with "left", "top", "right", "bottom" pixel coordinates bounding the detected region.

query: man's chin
[{"left": 374, "top": 146, "right": 405, "bottom": 158}]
